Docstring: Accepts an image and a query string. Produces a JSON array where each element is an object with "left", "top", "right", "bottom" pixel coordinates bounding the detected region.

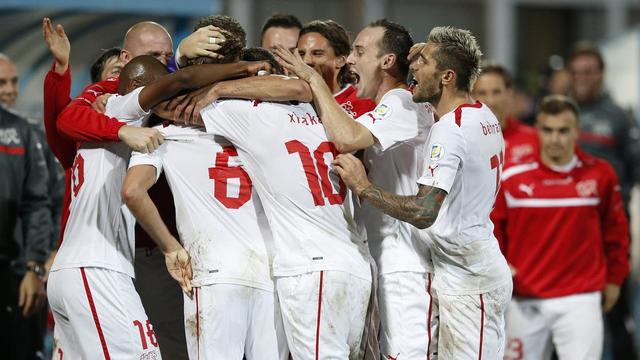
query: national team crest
[
  {"left": 430, "top": 143, "right": 445, "bottom": 161},
  {"left": 576, "top": 179, "right": 598, "bottom": 197}
]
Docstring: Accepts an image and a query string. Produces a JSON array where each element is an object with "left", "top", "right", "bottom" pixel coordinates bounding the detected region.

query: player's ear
[
  {"left": 120, "top": 49, "right": 131, "bottom": 63},
  {"left": 335, "top": 55, "right": 346, "bottom": 70},
  {"left": 442, "top": 69, "right": 456, "bottom": 86},
  {"left": 381, "top": 53, "right": 396, "bottom": 71}
]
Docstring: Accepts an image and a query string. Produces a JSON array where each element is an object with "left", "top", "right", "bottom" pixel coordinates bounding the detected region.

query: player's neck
[
  {"left": 374, "top": 76, "right": 407, "bottom": 104},
  {"left": 541, "top": 151, "right": 576, "bottom": 169},
  {"left": 435, "top": 89, "right": 472, "bottom": 117},
  {"left": 327, "top": 75, "right": 341, "bottom": 94}
]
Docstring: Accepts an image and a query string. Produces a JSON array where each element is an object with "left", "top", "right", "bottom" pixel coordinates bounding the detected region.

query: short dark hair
[
  {"left": 537, "top": 94, "right": 580, "bottom": 119},
  {"left": 189, "top": 16, "right": 246, "bottom": 66},
  {"left": 479, "top": 62, "right": 512, "bottom": 88},
  {"left": 368, "top": 19, "right": 413, "bottom": 79},
  {"left": 427, "top": 26, "right": 482, "bottom": 93},
  {"left": 261, "top": 13, "right": 302, "bottom": 38},
  {"left": 300, "top": 20, "right": 354, "bottom": 86},
  {"left": 568, "top": 42, "right": 604, "bottom": 71},
  {"left": 90, "top": 47, "right": 121, "bottom": 83},
  {"left": 240, "top": 47, "right": 284, "bottom": 75}
]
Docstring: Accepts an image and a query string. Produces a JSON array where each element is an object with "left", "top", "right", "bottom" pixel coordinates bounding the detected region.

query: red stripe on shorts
[
  {"left": 478, "top": 294, "right": 485, "bottom": 360},
  {"left": 426, "top": 273, "right": 433, "bottom": 360},
  {"left": 315, "top": 271, "right": 324, "bottom": 360},
  {"left": 80, "top": 268, "right": 111, "bottom": 360}
]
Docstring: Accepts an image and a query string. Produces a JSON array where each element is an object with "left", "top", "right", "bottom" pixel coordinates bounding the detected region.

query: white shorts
[
  {"left": 276, "top": 270, "right": 371, "bottom": 360},
  {"left": 378, "top": 271, "right": 438, "bottom": 360},
  {"left": 437, "top": 281, "right": 512, "bottom": 360},
  {"left": 134, "top": 247, "right": 187, "bottom": 359},
  {"left": 183, "top": 283, "right": 281, "bottom": 360},
  {"left": 504, "top": 292, "right": 603, "bottom": 360},
  {"left": 48, "top": 267, "right": 161, "bottom": 360}
]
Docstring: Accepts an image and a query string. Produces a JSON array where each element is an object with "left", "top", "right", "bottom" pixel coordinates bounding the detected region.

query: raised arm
[
  {"left": 274, "top": 45, "right": 375, "bottom": 153},
  {"left": 42, "top": 18, "right": 75, "bottom": 168},
  {"left": 122, "top": 164, "right": 192, "bottom": 295},
  {"left": 333, "top": 153, "right": 446, "bottom": 229}
]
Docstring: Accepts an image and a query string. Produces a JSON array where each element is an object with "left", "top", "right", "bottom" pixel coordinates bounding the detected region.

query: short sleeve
[
  {"left": 417, "top": 119, "right": 466, "bottom": 193},
  {"left": 355, "top": 90, "right": 421, "bottom": 151},
  {"left": 129, "top": 147, "right": 164, "bottom": 182},
  {"left": 200, "top": 99, "right": 253, "bottom": 144},
  {"left": 104, "top": 87, "right": 149, "bottom": 123}
]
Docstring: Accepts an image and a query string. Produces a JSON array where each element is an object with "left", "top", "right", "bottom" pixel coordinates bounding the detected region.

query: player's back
[
  {"left": 129, "top": 124, "right": 274, "bottom": 290},
  {"left": 202, "top": 99, "right": 370, "bottom": 281},
  {"left": 52, "top": 88, "right": 148, "bottom": 277},
  {"left": 419, "top": 102, "right": 510, "bottom": 294}
]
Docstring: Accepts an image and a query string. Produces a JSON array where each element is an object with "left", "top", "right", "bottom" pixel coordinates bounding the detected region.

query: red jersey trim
[
  {"left": 80, "top": 268, "right": 111, "bottom": 360},
  {"left": 0, "top": 145, "right": 25, "bottom": 155},
  {"left": 454, "top": 101, "right": 482, "bottom": 127}
]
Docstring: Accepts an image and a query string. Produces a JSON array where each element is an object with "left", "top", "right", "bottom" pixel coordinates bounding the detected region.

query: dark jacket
[
  {"left": 0, "top": 106, "right": 51, "bottom": 266},
  {"left": 578, "top": 93, "right": 640, "bottom": 205}
]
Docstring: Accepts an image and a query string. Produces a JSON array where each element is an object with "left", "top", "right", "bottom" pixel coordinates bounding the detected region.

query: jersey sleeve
[
  {"left": 104, "top": 87, "right": 149, "bottom": 123},
  {"left": 129, "top": 147, "right": 164, "bottom": 183},
  {"left": 417, "top": 119, "right": 466, "bottom": 193},
  {"left": 56, "top": 78, "right": 126, "bottom": 142},
  {"left": 43, "top": 61, "right": 75, "bottom": 169},
  {"left": 598, "top": 162, "right": 630, "bottom": 285},
  {"left": 200, "top": 100, "right": 253, "bottom": 144},
  {"left": 355, "top": 93, "right": 421, "bottom": 151}
]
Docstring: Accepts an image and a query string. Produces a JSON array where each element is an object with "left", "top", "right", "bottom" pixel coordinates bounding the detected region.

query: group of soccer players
[{"left": 42, "top": 12, "right": 514, "bottom": 360}]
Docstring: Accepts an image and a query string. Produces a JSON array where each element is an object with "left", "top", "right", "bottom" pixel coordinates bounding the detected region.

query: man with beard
[{"left": 331, "top": 26, "right": 512, "bottom": 359}]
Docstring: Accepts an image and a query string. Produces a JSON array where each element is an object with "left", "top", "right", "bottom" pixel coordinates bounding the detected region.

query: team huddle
[{"left": 44, "top": 12, "right": 530, "bottom": 360}]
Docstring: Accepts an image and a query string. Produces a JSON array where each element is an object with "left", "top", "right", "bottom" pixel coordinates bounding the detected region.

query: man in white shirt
[
  {"left": 47, "top": 54, "right": 270, "bottom": 359},
  {"left": 332, "top": 26, "right": 512, "bottom": 359},
  {"left": 200, "top": 97, "right": 372, "bottom": 359},
  {"left": 275, "top": 19, "right": 436, "bottom": 359}
]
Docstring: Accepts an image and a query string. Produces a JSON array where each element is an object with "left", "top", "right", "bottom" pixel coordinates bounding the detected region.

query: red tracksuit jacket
[{"left": 491, "top": 149, "right": 629, "bottom": 298}]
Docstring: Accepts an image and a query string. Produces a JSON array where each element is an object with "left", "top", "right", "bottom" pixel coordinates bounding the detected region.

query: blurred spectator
[
  {"left": 493, "top": 95, "right": 630, "bottom": 360},
  {"left": 0, "top": 56, "right": 52, "bottom": 357},
  {"left": 1, "top": 54, "right": 64, "bottom": 256},
  {"left": 568, "top": 42, "right": 640, "bottom": 359},
  {"left": 568, "top": 42, "right": 640, "bottom": 205},
  {"left": 260, "top": 13, "right": 302, "bottom": 52},
  {"left": 473, "top": 63, "right": 538, "bottom": 166},
  {"left": 547, "top": 68, "right": 571, "bottom": 96}
]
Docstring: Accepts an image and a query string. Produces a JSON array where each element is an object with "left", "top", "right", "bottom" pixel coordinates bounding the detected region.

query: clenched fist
[{"left": 118, "top": 126, "right": 165, "bottom": 153}]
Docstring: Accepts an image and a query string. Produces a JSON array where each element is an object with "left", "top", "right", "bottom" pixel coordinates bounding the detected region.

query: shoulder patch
[
  {"left": 430, "top": 143, "right": 445, "bottom": 161},
  {"left": 373, "top": 103, "right": 392, "bottom": 118}
]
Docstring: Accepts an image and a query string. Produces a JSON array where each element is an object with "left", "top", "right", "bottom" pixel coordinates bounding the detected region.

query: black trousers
[{"left": 0, "top": 262, "right": 46, "bottom": 360}]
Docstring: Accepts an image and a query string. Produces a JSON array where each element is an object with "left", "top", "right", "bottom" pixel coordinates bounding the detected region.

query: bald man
[
  {"left": 121, "top": 21, "right": 174, "bottom": 66},
  {"left": 0, "top": 55, "right": 18, "bottom": 108},
  {"left": 52, "top": 21, "right": 204, "bottom": 359}
]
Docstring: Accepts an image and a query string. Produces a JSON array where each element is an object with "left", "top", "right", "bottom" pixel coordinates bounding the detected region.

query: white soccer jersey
[
  {"left": 128, "top": 124, "right": 274, "bottom": 290},
  {"left": 52, "top": 87, "right": 148, "bottom": 278},
  {"left": 355, "top": 88, "right": 435, "bottom": 275},
  {"left": 201, "top": 100, "right": 371, "bottom": 281},
  {"left": 417, "top": 102, "right": 511, "bottom": 295}
]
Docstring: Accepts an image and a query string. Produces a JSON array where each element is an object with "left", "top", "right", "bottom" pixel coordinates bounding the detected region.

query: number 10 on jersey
[{"left": 286, "top": 140, "right": 346, "bottom": 206}]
